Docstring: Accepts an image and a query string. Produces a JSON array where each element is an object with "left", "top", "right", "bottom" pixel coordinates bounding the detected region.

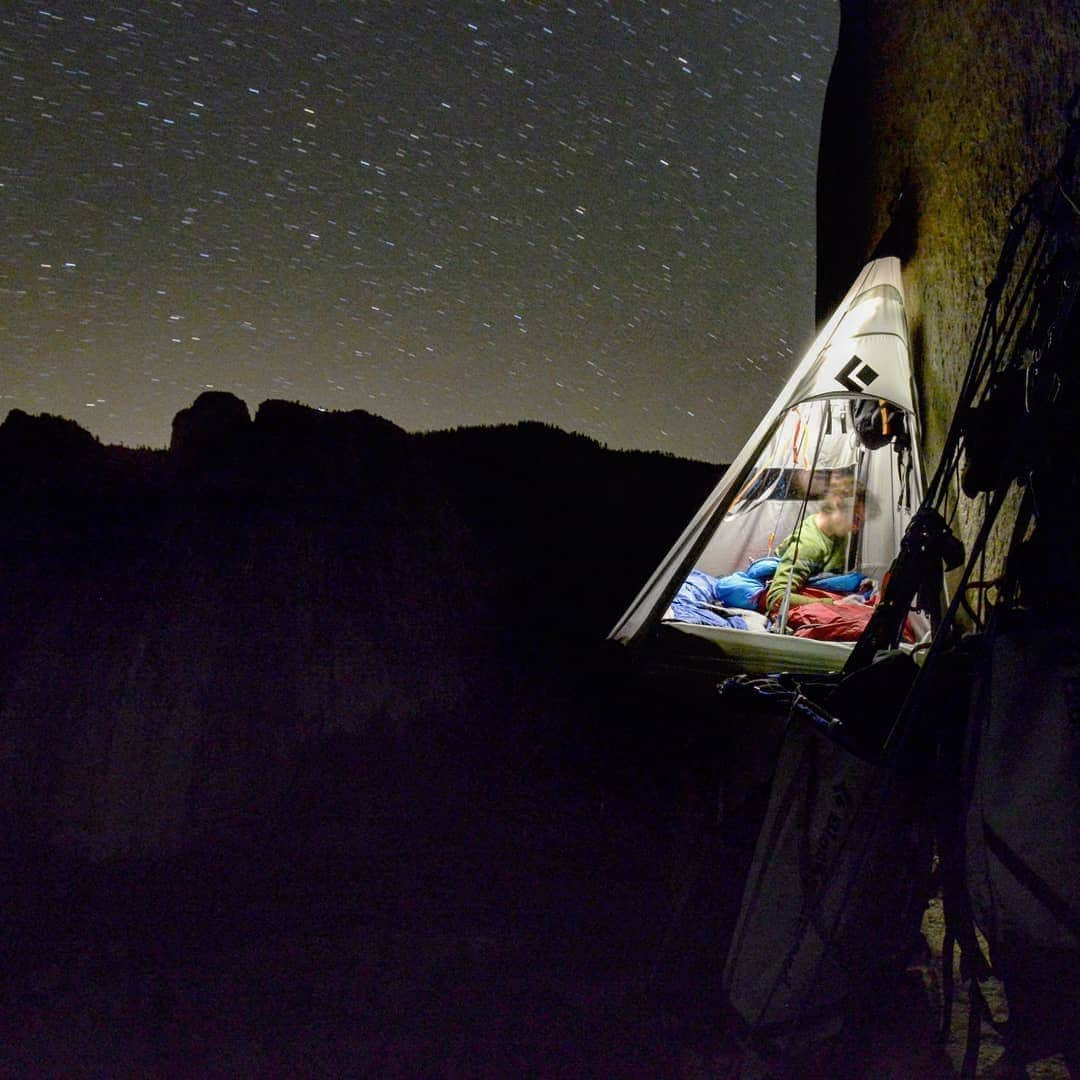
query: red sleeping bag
[
  {"left": 785, "top": 597, "right": 918, "bottom": 643},
  {"left": 785, "top": 600, "right": 875, "bottom": 641}
]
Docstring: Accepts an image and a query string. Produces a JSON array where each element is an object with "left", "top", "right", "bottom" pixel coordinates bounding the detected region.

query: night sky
[{"left": 1, "top": 1, "right": 837, "bottom": 463}]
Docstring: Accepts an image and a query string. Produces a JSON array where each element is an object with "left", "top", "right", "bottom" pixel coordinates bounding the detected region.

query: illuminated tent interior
[{"left": 609, "top": 257, "right": 925, "bottom": 674}]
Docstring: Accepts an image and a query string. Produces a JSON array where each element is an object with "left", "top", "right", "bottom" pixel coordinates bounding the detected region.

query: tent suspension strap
[
  {"left": 795, "top": 409, "right": 810, "bottom": 466},
  {"left": 777, "top": 399, "right": 830, "bottom": 634}
]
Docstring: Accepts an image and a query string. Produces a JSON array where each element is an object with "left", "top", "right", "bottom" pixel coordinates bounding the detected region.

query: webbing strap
[
  {"left": 960, "top": 977, "right": 984, "bottom": 1080},
  {"left": 982, "top": 818, "right": 1080, "bottom": 940}
]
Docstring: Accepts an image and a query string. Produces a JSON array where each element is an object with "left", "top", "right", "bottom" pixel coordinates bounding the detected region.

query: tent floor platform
[{"left": 662, "top": 619, "right": 856, "bottom": 675}]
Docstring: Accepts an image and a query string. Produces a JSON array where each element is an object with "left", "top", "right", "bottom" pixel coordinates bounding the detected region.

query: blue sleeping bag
[
  {"left": 808, "top": 570, "right": 865, "bottom": 594},
  {"left": 670, "top": 569, "right": 751, "bottom": 628}
]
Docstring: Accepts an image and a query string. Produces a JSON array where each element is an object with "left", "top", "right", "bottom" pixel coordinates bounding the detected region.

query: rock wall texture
[{"left": 817, "top": 0, "right": 1078, "bottom": 495}]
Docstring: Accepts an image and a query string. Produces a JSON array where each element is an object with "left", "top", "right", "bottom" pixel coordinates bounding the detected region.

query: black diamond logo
[{"left": 837, "top": 355, "right": 880, "bottom": 392}]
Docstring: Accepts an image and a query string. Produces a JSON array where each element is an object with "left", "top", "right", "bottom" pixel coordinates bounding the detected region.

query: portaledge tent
[{"left": 608, "top": 256, "right": 925, "bottom": 674}]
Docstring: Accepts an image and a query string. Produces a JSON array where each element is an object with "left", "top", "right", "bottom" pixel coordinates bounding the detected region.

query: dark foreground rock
[
  {"left": 2, "top": 385, "right": 1073, "bottom": 1075},
  {"left": 0, "top": 399, "right": 737, "bottom": 1072}
]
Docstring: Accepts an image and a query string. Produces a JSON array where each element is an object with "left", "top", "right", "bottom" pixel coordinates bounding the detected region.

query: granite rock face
[
  {"left": 817, "top": 0, "right": 1078, "bottom": 525},
  {"left": 816, "top": 10, "right": 1079, "bottom": 1071}
]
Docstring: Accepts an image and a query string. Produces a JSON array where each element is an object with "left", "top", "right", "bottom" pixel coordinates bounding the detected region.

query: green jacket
[{"left": 766, "top": 516, "right": 846, "bottom": 611}]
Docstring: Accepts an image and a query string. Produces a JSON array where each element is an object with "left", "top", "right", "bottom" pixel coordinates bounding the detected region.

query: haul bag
[
  {"left": 964, "top": 612, "right": 1080, "bottom": 960},
  {"left": 723, "top": 692, "right": 927, "bottom": 1061}
]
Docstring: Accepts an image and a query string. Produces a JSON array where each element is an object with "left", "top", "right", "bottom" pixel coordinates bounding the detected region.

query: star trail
[{"left": 1, "top": 1, "right": 837, "bottom": 462}]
